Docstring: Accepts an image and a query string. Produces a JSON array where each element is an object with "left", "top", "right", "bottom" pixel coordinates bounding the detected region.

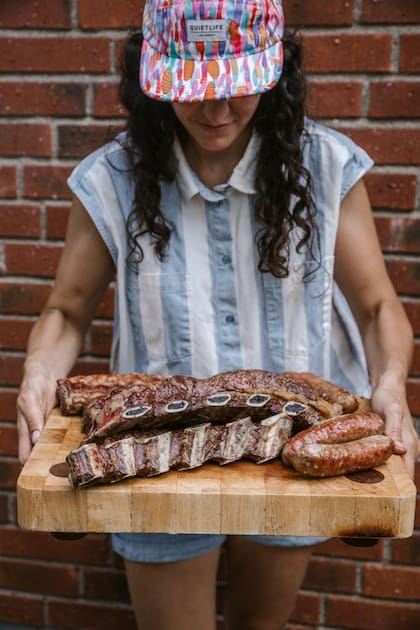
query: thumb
[
  {"left": 384, "top": 405, "right": 406, "bottom": 454},
  {"left": 16, "top": 394, "right": 46, "bottom": 465}
]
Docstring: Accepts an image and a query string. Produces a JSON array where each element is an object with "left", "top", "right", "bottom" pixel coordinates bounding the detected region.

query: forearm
[
  {"left": 361, "top": 298, "right": 414, "bottom": 392},
  {"left": 23, "top": 305, "right": 86, "bottom": 381}
]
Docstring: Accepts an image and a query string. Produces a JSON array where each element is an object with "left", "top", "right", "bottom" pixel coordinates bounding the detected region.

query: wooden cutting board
[{"left": 17, "top": 407, "right": 416, "bottom": 537}]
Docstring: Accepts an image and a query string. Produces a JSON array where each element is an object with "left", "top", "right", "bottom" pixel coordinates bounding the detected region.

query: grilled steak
[
  {"left": 81, "top": 369, "right": 338, "bottom": 442},
  {"left": 67, "top": 413, "right": 293, "bottom": 487},
  {"left": 57, "top": 373, "right": 166, "bottom": 415}
]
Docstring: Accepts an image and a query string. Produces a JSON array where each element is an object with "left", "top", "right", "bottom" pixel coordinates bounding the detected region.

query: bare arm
[
  {"left": 334, "top": 179, "right": 418, "bottom": 477},
  {"left": 17, "top": 196, "right": 115, "bottom": 464}
]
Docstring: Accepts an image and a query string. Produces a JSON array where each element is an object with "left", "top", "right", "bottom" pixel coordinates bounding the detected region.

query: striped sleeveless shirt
[{"left": 67, "top": 119, "right": 374, "bottom": 396}]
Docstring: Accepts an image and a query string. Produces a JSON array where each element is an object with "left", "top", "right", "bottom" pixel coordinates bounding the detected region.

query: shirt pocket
[
  {"left": 129, "top": 271, "right": 192, "bottom": 368},
  {"left": 262, "top": 256, "right": 335, "bottom": 372}
]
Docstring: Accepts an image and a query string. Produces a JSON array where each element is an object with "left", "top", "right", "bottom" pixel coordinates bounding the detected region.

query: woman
[{"left": 17, "top": 1, "right": 418, "bottom": 628}]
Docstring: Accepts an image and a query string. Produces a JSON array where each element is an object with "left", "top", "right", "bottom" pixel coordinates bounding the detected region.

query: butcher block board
[{"left": 17, "top": 407, "right": 416, "bottom": 537}]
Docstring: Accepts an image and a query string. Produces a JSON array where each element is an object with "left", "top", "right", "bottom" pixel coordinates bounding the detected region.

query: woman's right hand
[{"left": 17, "top": 367, "right": 58, "bottom": 465}]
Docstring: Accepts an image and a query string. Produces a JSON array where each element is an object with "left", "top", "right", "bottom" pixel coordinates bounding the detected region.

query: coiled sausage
[{"left": 283, "top": 434, "right": 394, "bottom": 477}]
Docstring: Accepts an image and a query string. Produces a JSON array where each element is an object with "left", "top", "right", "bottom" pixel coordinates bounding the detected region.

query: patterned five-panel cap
[{"left": 140, "top": 0, "right": 284, "bottom": 102}]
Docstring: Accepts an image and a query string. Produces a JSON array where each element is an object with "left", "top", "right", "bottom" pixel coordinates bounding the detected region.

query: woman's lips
[{"left": 198, "top": 122, "right": 233, "bottom": 133}]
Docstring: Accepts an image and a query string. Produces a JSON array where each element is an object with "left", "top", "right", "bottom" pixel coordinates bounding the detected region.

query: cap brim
[{"left": 139, "top": 38, "right": 283, "bottom": 102}]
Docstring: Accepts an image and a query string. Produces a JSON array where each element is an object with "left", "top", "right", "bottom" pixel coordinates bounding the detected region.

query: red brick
[
  {"left": 0, "top": 123, "right": 52, "bottom": 157},
  {"left": 363, "top": 563, "right": 420, "bottom": 600},
  {"left": 318, "top": 537, "right": 385, "bottom": 560},
  {"left": 46, "top": 204, "right": 71, "bottom": 240},
  {"left": 400, "top": 33, "right": 420, "bottom": 73},
  {"left": 290, "top": 592, "right": 321, "bottom": 625},
  {"left": 385, "top": 259, "right": 420, "bottom": 296},
  {"left": 403, "top": 300, "right": 420, "bottom": 335},
  {"left": 0, "top": 592, "right": 43, "bottom": 626},
  {"left": 0, "top": 354, "right": 24, "bottom": 386},
  {"left": 0, "top": 0, "right": 72, "bottom": 29},
  {"left": 307, "top": 81, "right": 363, "bottom": 118},
  {"left": 303, "top": 556, "right": 357, "bottom": 593},
  {"left": 0, "top": 82, "right": 87, "bottom": 117},
  {"left": 0, "top": 281, "right": 52, "bottom": 314},
  {"left": 0, "top": 493, "right": 8, "bottom": 522},
  {"left": 375, "top": 216, "right": 420, "bottom": 253},
  {"left": 9, "top": 493, "right": 17, "bottom": 525},
  {"left": 48, "top": 598, "right": 137, "bottom": 630},
  {"left": 71, "top": 358, "right": 111, "bottom": 375},
  {"left": 0, "top": 458, "right": 20, "bottom": 489},
  {"left": 78, "top": 0, "right": 144, "bottom": 29},
  {"left": 334, "top": 126, "right": 420, "bottom": 166},
  {"left": 285, "top": 0, "right": 355, "bottom": 26},
  {"left": 93, "top": 82, "right": 127, "bottom": 118},
  {"left": 0, "top": 37, "right": 111, "bottom": 73},
  {"left": 361, "top": 0, "right": 420, "bottom": 24},
  {"left": 415, "top": 495, "right": 420, "bottom": 528},
  {"left": 0, "top": 390, "right": 18, "bottom": 421},
  {"left": 410, "top": 342, "right": 420, "bottom": 376},
  {"left": 407, "top": 380, "right": 420, "bottom": 415},
  {"left": 0, "top": 204, "right": 41, "bottom": 238},
  {"left": 114, "top": 37, "right": 129, "bottom": 70},
  {"left": 0, "top": 317, "right": 34, "bottom": 351},
  {"left": 0, "top": 557, "right": 79, "bottom": 596},
  {"left": 0, "top": 424, "right": 18, "bottom": 457},
  {"left": 90, "top": 322, "right": 113, "bottom": 356},
  {"left": 326, "top": 594, "right": 420, "bottom": 629},
  {"left": 303, "top": 33, "right": 392, "bottom": 73},
  {"left": 58, "top": 123, "right": 123, "bottom": 159},
  {"left": 366, "top": 173, "right": 417, "bottom": 210},
  {"left": 23, "top": 165, "right": 73, "bottom": 200},
  {"left": 391, "top": 533, "right": 420, "bottom": 564},
  {"left": 370, "top": 81, "right": 420, "bottom": 118},
  {"left": 0, "top": 166, "right": 17, "bottom": 198},
  {"left": 415, "top": 457, "right": 420, "bottom": 490},
  {"left": 0, "top": 527, "right": 109, "bottom": 564},
  {"left": 4, "top": 243, "right": 63, "bottom": 277},
  {"left": 83, "top": 567, "right": 130, "bottom": 602}
]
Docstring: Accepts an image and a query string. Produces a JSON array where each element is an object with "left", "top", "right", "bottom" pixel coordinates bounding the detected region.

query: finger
[
  {"left": 402, "top": 451, "right": 415, "bottom": 480},
  {"left": 383, "top": 404, "right": 406, "bottom": 454},
  {"left": 17, "top": 391, "right": 45, "bottom": 436},
  {"left": 16, "top": 393, "right": 46, "bottom": 465},
  {"left": 17, "top": 411, "right": 33, "bottom": 466}
]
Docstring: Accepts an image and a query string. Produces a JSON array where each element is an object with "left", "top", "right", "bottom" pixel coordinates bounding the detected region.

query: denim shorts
[{"left": 112, "top": 533, "right": 327, "bottom": 563}]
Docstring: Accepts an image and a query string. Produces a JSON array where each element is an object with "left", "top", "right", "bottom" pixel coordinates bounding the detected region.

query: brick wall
[{"left": 0, "top": 1, "right": 419, "bottom": 628}]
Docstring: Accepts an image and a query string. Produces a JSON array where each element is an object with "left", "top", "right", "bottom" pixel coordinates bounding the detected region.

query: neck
[{"left": 180, "top": 125, "right": 253, "bottom": 189}]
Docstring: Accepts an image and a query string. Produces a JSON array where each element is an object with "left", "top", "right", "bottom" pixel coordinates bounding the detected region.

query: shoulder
[
  {"left": 303, "top": 119, "right": 374, "bottom": 198},
  {"left": 303, "top": 118, "right": 368, "bottom": 158},
  {"left": 66, "top": 132, "right": 135, "bottom": 256},
  {"left": 69, "top": 132, "right": 132, "bottom": 183}
]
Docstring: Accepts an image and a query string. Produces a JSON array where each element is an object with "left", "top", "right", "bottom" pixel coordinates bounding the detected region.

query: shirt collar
[{"left": 173, "top": 130, "right": 260, "bottom": 203}]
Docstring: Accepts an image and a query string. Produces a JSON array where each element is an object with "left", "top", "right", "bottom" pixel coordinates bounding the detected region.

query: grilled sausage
[
  {"left": 282, "top": 412, "right": 385, "bottom": 468},
  {"left": 284, "top": 434, "right": 394, "bottom": 477}
]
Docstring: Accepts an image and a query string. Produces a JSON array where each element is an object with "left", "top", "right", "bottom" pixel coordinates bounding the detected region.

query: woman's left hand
[{"left": 370, "top": 385, "right": 419, "bottom": 479}]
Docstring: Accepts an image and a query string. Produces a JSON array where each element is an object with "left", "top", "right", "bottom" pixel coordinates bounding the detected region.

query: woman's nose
[{"left": 201, "top": 99, "right": 231, "bottom": 123}]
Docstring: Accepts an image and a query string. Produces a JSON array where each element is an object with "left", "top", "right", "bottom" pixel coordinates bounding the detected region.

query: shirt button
[
  {"left": 221, "top": 255, "right": 231, "bottom": 265},
  {"left": 225, "top": 314, "right": 235, "bottom": 324}
]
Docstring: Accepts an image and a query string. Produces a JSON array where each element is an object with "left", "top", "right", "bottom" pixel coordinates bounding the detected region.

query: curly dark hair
[{"left": 118, "top": 30, "right": 320, "bottom": 278}]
